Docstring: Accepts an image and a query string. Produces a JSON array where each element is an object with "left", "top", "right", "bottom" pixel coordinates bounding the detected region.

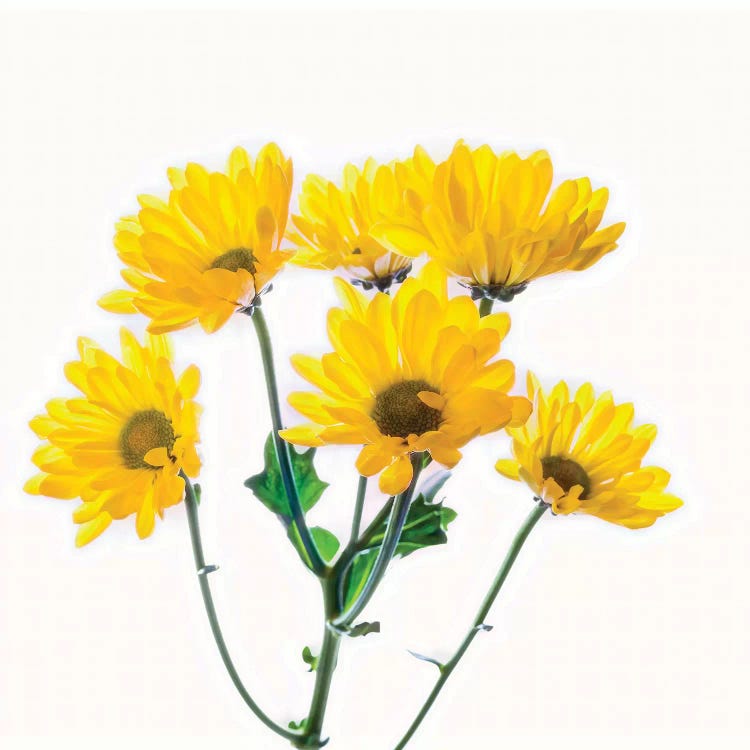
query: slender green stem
[
  {"left": 348, "top": 475, "right": 368, "bottom": 548},
  {"left": 251, "top": 306, "right": 327, "bottom": 577},
  {"left": 356, "top": 495, "right": 394, "bottom": 549},
  {"left": 393, "top": 501, "right": 548, "bottom": 750},
  {"left": 332, "top": 455, "right": 423, "bottom": 629},
  {"left": 181, "top": 473, "right": 302, "bottom": 744},
  {"left": 293, "top": 579, "right": 342, "bottom": 748},
  {"left": 335, "top": 492, "right": 394, "bottom": 581},
  {"left": 478, "top": 297, "right": 494, "bottom": 317}
]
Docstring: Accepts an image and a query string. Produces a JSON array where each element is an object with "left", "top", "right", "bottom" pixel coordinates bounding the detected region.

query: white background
[{"left": 1, "top": 3, "right": 749, "bottom": 749}]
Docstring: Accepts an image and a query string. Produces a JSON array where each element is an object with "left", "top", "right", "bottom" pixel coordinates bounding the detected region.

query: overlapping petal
[
  {"left": 371, "top": 141, "right": 625, "bottom": 298},
  {"left": 99, "top": 144, "right": 294, "bottom": 334},
  {"left": 289, "top": 148, "right": 435, "bottom": 288},
  {"left": 496, "top": 373, "right": 682, "bottom": 528},
  {"left": 25, "top": 329, "right": 202, "bottom": 545},
  {"left": 280, "top": 262, "right": 530, "bottom": 494}
]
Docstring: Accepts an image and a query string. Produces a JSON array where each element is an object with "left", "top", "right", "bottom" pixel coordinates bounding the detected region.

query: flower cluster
[
  {"left": 23, "top": 140, "right": 683, "bottom": 750},
  {"left": 27, "top": 140, "right": 679, "bottom": 535}
]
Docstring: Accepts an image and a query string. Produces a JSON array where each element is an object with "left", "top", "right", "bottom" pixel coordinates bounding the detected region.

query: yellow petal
[
  {"left": 495, "top": 459, "right": 520, "bottom": 480},
  {"left": 417, "top": 391, "right": 446, "bottom": 410},
  {"left": 379, "top": 454, "right": 414, "bottom": 495},
  {"left": 177, "top": 364, "right": 201, "bottom": 399},
  {"left": 75, "top": 512, "right": 112, "bottom": 547},
  {"left": 98, "top": 289, "right": 138, "bottom": 314}
]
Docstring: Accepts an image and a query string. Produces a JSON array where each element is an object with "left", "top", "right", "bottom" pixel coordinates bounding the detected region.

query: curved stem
[
  {"left": 393, "top": 500, "right": 548, "bottom": 750},
  {"left": 181, "top": 473, "right": 302, "bottom": 744},
  {"left": 251, "top": 306, "right": 327, "bottom": 577},
  {"left": 478, "top": 297, "right": 494, "bottom": 317},
  {"left": 348, "top": 475, "right": 368, "bottom": 548},
  {"left": 332, "top": 455, "right": 423, "bottom": 629},
  {"left": 293, "top": 579, "right": 341, "bottom": 748}
]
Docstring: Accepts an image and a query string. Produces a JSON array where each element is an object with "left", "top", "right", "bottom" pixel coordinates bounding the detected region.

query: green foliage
[
  {"left": 246, "top": 433, "right": 339, "bottom": 569},
  {"left": 343, "top": 470, "right": 456, "bottom": 608},
  {"left": 302, "top": 646, "right": 318, "bottom": 672},
  {"left": 346, "top": 621, "right": 380, "bottom": 638},
  {"left": 245, "top": 433, "right": 329, "bottom": 519},
  {"left": 286, "top": 524, "right": 340, "bottom": 568},
  {"left": 288, "top": 717, "right": 308, "bottom": 731}
]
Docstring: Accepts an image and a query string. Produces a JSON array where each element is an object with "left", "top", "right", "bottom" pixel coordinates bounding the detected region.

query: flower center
[
  {"left": 119, "top": 409, "right": 176, "bottom": 470},
  {"left": 541, "top": 456, "right": 590, "bottom": 498},
  {"left": 210, "top": 248, "right": 256, "bottom": 274},
  {"left": 372, "top": 379, "right": 442, "bottom": 439}
]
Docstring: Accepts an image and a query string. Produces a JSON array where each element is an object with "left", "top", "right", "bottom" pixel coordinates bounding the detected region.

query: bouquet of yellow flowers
[{"left": 25, "top": 141, "right": 681, "bottom": 748}]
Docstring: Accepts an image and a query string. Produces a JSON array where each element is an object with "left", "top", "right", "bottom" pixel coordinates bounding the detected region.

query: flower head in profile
[
  {"left": 289, "top": 148, "right": 435, "bottom": 291},
  {"left": 496, "top": 373, "right": 682, "bottom": 528},
  {"left": 99, "top": 144, "right": 294, "bottom": 333},
  {"left": 280, "top": 262, "right": 531, "bottom": 494},
  {"left": 25, "top": 329, "right": 201, "bottom": 546},
  {"left": 372, "top": 141, "right": 625, "bottom": 302}
]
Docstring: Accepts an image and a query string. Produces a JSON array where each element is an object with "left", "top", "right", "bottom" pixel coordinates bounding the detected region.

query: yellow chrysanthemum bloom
[
  {"left": 99, "top": 144, "right": 294, "bottom": 333},
  {"left": 25, "top": 329, "right": 201, "bottom": 546},
  {"left": 289, "top": 148, "right": 435, "bottom": 291},
  {"left": 372, "top": 141, "right": 626, "bottom": 302},
  {"left": 280, "top": 262, "right": 532, "bottom": 495},
  {"left": 495, "top": 373, "right": 682, "bottom": 528}
]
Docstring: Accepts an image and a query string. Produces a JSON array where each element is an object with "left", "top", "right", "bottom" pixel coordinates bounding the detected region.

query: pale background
[{"left": 1, "top": 2, "right": 748, "bottom": 749}]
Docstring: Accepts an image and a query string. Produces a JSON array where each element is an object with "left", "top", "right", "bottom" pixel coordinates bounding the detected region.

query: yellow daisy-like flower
[
  {"left": 280, "top": 262, "right": 532, "bottom": 495},
  {"left": 289, "top": 148, "right": 435, "bottom": 291},
  {"left": 99, "top": 144, "right": 294, "bottom": 334},
  {"left": 25, "top": 329, "right": 201, "bottom": 546},
  {"left": 372, "top": 141, "right": 626, "bottom": 302},
  {"left": 495, "top": 373, "right": 682, "bottom": 529}
]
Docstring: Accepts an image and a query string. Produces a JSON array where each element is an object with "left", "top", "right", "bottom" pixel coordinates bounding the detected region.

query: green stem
[
  {"left": 332, "top": 490, "right": 394, "bottom": 611},
  {"left": 478, "top": 297, "right": 494, "bottom": 317},
  {"left": 251, "top": 307, "right": 327, "bottom": 577},
  {"left": 181, "top": 473, "right": 302, "bottom": 744},
  {"left": 348, "top": 475, "right": 368, "bottom": 548},
  {"left": 331, "top": 455, "right": 423, "bottom": 629},
  {"left": 393, "top": 500, "right": 548, "bottom": 750},
  {"left": 294, "top": 579, "right": 342, "bottom": 748}
]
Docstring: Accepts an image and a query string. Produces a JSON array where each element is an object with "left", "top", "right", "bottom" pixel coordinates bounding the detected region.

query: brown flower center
[
  {"left": 119, "top": 409, "right": 175, "bottom": 470},
  {"left": 541, "top": 456, "right": 590, "bottom": 498},
  {"left": 372, "top": 379, "right": 442, "bottom": 439},
  {"left": 210, "top": 248, "right": 256, "bottom": 274}
]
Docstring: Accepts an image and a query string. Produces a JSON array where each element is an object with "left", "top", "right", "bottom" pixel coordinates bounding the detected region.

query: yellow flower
[
  {"left": 25, "top": 329, "right": 201, "bottom": 546},
  {"left": 280, "top": 262, "right": 531, "bottom": 495},
  {"left": 99, "top": 144, "right": 294, "bottom": 334},
  {"left": 495, "top": 373, "right": 682, "bottom": 528},
  {"left": 289, "top": 148, "right": 435, "bottom": 291},
  {"left": 372, "top": 141, "right": 625, "bottom": 301}
]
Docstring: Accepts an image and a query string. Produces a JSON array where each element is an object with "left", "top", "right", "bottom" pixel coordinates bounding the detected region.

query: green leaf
[
  {"left": 362, "top": 470, "right": 456, "bottom": 558},
  {"left": 345, "top": 620, "right": 381, "bottom": 638},
  {"left": 343, "top": 470, "right": 456, "bottom": 608},
  {"left": 288, "top": 717, "right": 308, "bottom": 731},
  {"left": 302, "top": 646, "right": 319, "bottom": 672},
  {"left": 310, "top": 527, "right": 340, "bottom": 561},
  {"left": 287, "top": 524, "right": 341, "bottom": 569},
  {"left": 244, "top": 433, "right": 329, "bottom": 520}
]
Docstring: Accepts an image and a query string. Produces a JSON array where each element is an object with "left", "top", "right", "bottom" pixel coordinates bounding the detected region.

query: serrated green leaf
[
  {"left": 244, "top": 433, "right": 329, "bottom": 520},
  {"left": 343, "top": 470, "right": 456, "bottom": 608},
  {"left": 361, "top": 470, "right": 456, "bottom": 559}
]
